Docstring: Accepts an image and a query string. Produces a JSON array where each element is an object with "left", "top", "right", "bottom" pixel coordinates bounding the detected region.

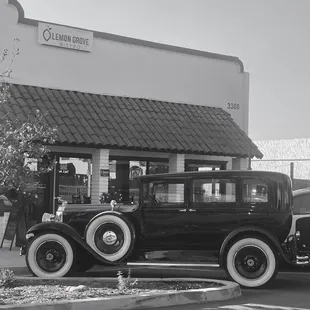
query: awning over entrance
[{"left": 3, "top": 84, "right": 263, "bottom": 158}]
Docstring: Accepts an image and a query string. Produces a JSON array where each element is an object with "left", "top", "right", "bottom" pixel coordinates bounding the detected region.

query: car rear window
[{"left": 242, "top": 179, "right": 269, "bottom": 203}]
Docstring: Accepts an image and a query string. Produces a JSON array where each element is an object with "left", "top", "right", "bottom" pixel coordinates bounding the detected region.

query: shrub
[
  {"left": 116, "top": 269, "right": 138, "bottom": 292},
  {"left": 0, "top": 268, "right": 15, "bottom": 288}
]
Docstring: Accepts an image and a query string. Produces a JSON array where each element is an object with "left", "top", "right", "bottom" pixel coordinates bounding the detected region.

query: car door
[
  {"left": 140, "top": 178, "right": 190, "bottom": 250},
  {"left": 238, "top": 177, "right": 278, "bottom": 228},
  {"left": 186, "top": 176, "right": 240, "bottom": 250}
]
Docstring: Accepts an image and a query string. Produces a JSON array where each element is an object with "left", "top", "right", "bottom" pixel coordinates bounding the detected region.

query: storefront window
[
  {"left": 102, "top": 160, "right": 169, "bottom": 204},
  {"left": 55, "top": 157, "right": 226, "bottom": 206},
  {"left": 101, "top": 160, "right": 146, "bottom": 204},
  {"left": 185, "top": 162, "right": 222, "bottom": 172},
  {"left": 56, "top": 157, "right": 171, "bottom": 205},
  {"left": 58, "top": 157, "right": 91, "bottom": 204},
  {"left": 148, "top": 162, "right": 169, "bottom": 174}
]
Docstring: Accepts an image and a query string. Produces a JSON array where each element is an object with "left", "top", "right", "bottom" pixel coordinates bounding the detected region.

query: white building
[{"left": 0, "top": 0, "right": 262, "bottom": 241}]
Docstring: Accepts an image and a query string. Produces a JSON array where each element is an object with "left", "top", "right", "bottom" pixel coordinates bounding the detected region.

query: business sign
[
  {"left": 59, "top": 163, "right": 69, "bottom": 174},
  {"left": 100, "top": 169, "right": 110, "bottom": 177},
  {"left": 38, "top": 22, "right": 93, "bottom": 52},
  {"left": 129, "top": 166, "right": 143, "bottom": 179}
]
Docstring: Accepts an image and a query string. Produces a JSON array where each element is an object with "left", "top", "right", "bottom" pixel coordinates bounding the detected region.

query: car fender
[
  {"left": 219, "top": 225, "right": 290, "bottom": 266},
  {"left": 287, "top": 214, "right": 310, "bottom": 241},
  {"left": 84, "top": 210, "right": 136, "bottom": 240},
  {"left": 26, "top": 222, "right": 118, "bottom": 265}
]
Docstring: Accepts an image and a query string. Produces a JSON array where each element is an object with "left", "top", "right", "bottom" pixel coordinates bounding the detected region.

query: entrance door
[
  {"left": 141, "top": 179, "right": 189, "bottom": 250},
  {"left": 186, "top": 177, "right": 239, "bottom": 250}
]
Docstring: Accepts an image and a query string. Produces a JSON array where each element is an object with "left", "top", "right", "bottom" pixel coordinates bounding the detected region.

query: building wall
[
  {"left": 252, "top": 138, "right": 310, "bottom": 180},
  {"left": 0, "top": 0, "right": 249, "bottom": 134}
]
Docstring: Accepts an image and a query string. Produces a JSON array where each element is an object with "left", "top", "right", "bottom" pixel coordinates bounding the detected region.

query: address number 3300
[{"left": 227, "top": 103, "right": 240, "bottom": 110}]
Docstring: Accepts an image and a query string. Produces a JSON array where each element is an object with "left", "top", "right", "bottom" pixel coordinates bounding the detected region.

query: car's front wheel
[
  {"left": 225, "top": 237, "right": 278, "bottom": 288},
  {"left": 26, "top": 233, "right": 75, "bottom": 278}
]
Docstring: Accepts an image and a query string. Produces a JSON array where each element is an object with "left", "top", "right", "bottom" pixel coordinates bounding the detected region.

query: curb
[{"left": 0, "top": 278, "right": 241, "bottom": 310}]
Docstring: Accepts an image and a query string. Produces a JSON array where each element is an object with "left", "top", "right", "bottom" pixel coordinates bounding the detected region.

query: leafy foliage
[
  {"left": 116, "top": 269, "right": 138, "bottom": 292},
  {"left": 0, "top": 40, "right": 57, "bottom": 198},
  {"left": 0, "top": 269, "right": 15, "bottom": 288}
]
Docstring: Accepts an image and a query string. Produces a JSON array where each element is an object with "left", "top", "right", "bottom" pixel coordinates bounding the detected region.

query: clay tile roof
[{"left": 2, "top": 84, "right": 263, "bottom": 158}]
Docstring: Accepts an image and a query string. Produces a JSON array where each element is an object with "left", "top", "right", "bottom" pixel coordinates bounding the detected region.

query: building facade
[{"left": 0, "top": 0, "right": 262, "bottom": 238}]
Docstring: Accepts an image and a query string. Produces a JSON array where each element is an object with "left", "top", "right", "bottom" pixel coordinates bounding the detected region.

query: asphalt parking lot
[
  {"left": 3, "top": 248, "right": 310, "bottom": 310},
  {"left": 142, "top": 268, "right": 310, "bottom": 310},
  {"left": 83, "top": 266, "right": 310, "bottom": 310}
]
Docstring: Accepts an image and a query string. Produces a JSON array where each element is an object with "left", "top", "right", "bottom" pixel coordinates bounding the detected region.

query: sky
[{"left": 18, "top": 0, "right": 310, "bottom": 141}]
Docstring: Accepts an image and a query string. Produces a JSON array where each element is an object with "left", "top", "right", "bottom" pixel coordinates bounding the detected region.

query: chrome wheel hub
[
  {"left": 46, "top": 253, "right": 54, "bottom": 261},
  {"left": 102, "top": 231, "right": 117, "bottom": 245},
  {"left": 246, "top": 258, "right": 255, "bottom": 267},
  {"left": 234, "top": 246, "right": 268, "bottom": 279}
]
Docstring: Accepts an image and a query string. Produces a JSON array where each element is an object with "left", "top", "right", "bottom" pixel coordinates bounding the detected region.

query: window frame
[
  {"left": 190, "top": 177, "right": 238, "bottom": 207},
  {"left": 240, "top": 177, "right": 276, "bottom": 209},
  {"left": 141, "top": 178, "right": 188, "bottom": 207}
]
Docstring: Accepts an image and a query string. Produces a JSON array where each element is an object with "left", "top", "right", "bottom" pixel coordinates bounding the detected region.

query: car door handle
[
  {"left": 189, "top": 209, "right": 196, "bottom": 212},
  {"left": 179, "top": 209, "right": 187, "bottom": 212}
]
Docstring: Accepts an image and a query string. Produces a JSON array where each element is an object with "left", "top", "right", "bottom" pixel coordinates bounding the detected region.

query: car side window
[
  {"left": 293, "top": 193, "right": 310, "bottom": 215},
  {"left": 143, "top": 180, "right": 185, "bottom": 205},
  {"left": 192, "top": 178, "right": 236, "bottom": 204},
  {"left": 242, "top": 179, "right": 269, "bottom": 203}
]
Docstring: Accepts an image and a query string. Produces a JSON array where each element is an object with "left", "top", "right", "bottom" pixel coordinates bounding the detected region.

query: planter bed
[{"left": 0, "top": 278, "right": 223, "bottom": 306}]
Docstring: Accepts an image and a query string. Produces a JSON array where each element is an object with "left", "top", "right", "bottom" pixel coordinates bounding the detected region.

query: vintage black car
[{"left": 20, "top": 170, "right": 310, "bottom": 288}]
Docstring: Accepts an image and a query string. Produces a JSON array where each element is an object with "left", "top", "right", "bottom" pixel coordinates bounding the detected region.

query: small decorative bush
[
  {"left": 117, "top": 269, "right": 138, "bottom": 292},
  {"left": 0, "top": 269, "right": 15, "bottom": 288}
]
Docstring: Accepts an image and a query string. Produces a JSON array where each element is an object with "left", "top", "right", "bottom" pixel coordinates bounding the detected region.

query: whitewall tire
[
  {"left": 26, "top": 233, "right": 74, "bottom": 278},
  {"left": 225, "top": 237, "right": 278, "bottom": 288},
  {"left": 85, "top": 213, "right": 134, "bottom": 262}
]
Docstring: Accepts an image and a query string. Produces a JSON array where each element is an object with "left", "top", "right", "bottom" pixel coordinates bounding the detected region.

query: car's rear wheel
[
  {"left": 225, "top": 237, "right": 278, "bottom": 288},
  {"left": 85, "top": 213, "right": 135, "bottom": 262},
  {"left": 26, "top": 233, "right": 75, "bottom": 278}
]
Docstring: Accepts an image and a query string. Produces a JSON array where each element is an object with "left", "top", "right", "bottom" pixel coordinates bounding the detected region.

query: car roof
[
  {"left": 136, "top": 169, "right": 290, "bottom": 181},
  {"left": 293, "top": 187, "right": 310, "bottom": 197}
]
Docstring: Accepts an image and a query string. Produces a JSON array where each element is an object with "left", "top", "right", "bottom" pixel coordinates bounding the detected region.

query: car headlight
[
  {"left": 41, "top": 211, "right": 63, "bottom": 223},
  {"left": 55, "top": 210, "right": 63, "bottom": 222},
  {"left": 41, "top": 201, "right": 67, "bottom": 223},
  {"left": 42, "top": 213, "right": 55, "bottom": 222}
]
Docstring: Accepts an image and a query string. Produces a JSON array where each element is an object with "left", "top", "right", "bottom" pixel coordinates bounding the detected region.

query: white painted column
[
  {"left": 226, "top": 159, "right": 232, "bottom": 170},
  {"left": 168, "top": 154, "right": 185, "bottom": 203},
  {"left": 0, "top": 216, "right": 3, "bottom": 244},
  {"left": 169, "top": 154, "right": 185, "bottom": 173},
  {"left": 87, "top": 159, "right": 91, "bottom": 197},
  {"left": 91, "top": 149, "right": 109, "bottom": 204},
  {"left": 0, "top": 212, "right": 11, "bottom": 248},
  {"left": 232, "top": 158, "right": 249, "bottom": 170}
]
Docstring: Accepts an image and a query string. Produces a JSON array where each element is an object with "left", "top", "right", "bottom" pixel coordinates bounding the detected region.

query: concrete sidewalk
[{"left": 0, "top": 247, "right": 28, "bottom": 275}]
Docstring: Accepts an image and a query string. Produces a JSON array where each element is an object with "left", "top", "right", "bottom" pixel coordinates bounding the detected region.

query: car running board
[{"left": 127, "top": 262, "right": 220, "bottom": 268}]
